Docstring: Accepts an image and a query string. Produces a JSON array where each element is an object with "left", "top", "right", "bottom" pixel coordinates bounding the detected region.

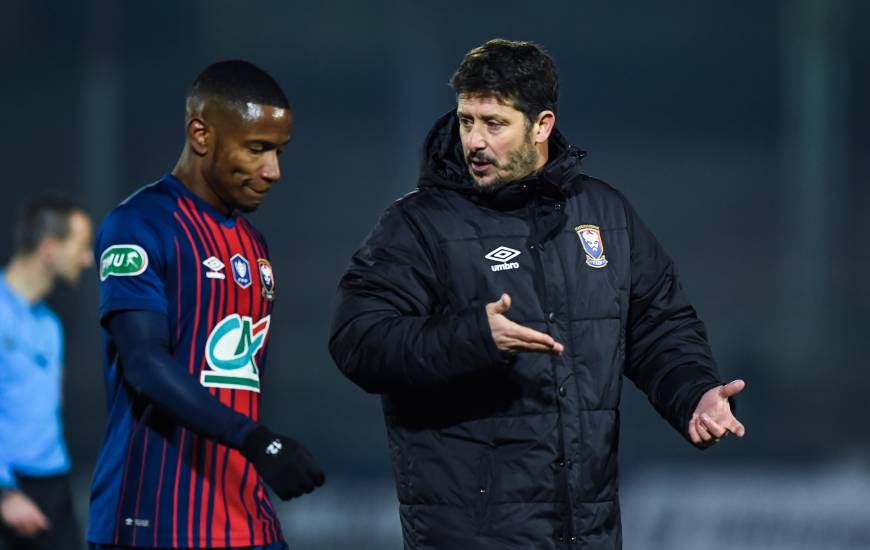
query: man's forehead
[
  {"left": 197, "top": 97, "right": 290, "bottom": 123},
  {"left": 457, "top": 93, "right": 520, "bottom": 114},
  {"left": 237, "top": 102, "right": 289, "bottom": 123}
]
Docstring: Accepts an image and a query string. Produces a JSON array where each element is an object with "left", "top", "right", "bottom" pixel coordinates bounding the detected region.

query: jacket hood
[{"left": 418, "top": 109, "right": 587, "bottom": 200}]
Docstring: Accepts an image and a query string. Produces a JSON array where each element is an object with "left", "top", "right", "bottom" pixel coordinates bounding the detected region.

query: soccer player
[
  {"left": 87, "top": 61, "right": 324, "bottom": 550},
  {"left": 0, "top": 197, "right": 93, "bottom": 550}
]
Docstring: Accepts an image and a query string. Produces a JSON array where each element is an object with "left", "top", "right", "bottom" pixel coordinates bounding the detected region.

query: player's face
[
  {"left": 457, "top": 94, "right": 540, "bottom": 190},
  {"left": 50, "top": 211, "right": 94, "bottom": 285},
  {"left": 206, "top": 103, "right": 292, "bottom": 213}
]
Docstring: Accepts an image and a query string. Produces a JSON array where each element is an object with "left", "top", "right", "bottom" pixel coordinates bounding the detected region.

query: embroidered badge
[
  {"left": 257, "top": 259, "right": 276, "bottom": 301},
  {"left": 575, "top": 225, "right": 608, "bottom": 269},
  {"left": 230, "top": 254, "right": 252, "bottom": 289},
  {"left": 100, "top": 244, "right": 148, "bottom": 281},
  {"left": 202, "top": 256, "right": 226, "bottom": 280}
]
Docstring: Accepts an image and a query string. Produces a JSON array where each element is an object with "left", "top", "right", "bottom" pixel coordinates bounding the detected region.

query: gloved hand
[{"left": 241, "top": 425, "right": 326, "bottom": 500}]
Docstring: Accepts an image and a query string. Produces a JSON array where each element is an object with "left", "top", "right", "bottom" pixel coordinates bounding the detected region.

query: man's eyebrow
[{"left": 456, "top": 111, "right": 509, "bottom": 123}]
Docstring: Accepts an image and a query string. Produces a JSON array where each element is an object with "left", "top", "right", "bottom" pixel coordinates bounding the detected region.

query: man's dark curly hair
[{"left": 449, "top": 39, "right": 559, "bottom": 124}]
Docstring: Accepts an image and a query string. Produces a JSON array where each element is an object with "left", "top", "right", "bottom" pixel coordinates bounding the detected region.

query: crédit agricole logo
[{"left": 201, "top": 314, "right": 271, "bottom": 392}]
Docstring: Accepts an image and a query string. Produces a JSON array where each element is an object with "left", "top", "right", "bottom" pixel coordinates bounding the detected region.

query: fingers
[
  {"left": 486, "top": 293, "right": 512, "bottom": 315},
  {"left": 698, "top": 414, "right": 727, "bottom": 439},
  {"left": 698, "top": 413, "right": 746, "bottom": 442},
  {"left": 487, "top": 295, "right": 563, "bottom": 355},
  {"left": 502, "top": 338, "right": 564, "bottom": 354},
  {"left": 505, "top": 323, "right": 564, "bottom": 354},
  {"left": 720, "top": 379, "right": 746, "bottom": 398},
  {"left": 688, "top": 416, "right": 702, "bottom": 445},
  {"left": 728, "top": 418, "right": 746, "bottom": 438},
  {"left": 694, "top": 416, "right": 714, "bottom": 442},
  {"left": 2, "top": 493, "right": 49, "bottom": 537},
  {"left": 11, "top": 510, "right": 49, "bottom": 537}
]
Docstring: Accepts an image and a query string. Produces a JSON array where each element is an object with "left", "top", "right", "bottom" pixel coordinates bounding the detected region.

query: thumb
[
  {"left": 495, "top": 293, "right": 511, "bottom": 314},
  {"left": 720, "top": 379, "right": 746, "bottom": 398}
]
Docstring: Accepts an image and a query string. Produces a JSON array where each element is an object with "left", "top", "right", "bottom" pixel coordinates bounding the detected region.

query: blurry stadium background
[{"left": 2, "top": 1, "right": 868, "bottom": 548}]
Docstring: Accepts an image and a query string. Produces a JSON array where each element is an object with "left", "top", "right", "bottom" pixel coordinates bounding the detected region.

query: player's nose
[{"left": 261, "top": 152, "right": 281, "bottom": 183}]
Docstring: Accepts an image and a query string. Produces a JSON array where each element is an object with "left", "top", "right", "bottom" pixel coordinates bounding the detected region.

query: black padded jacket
[{"left": 329, "top": 111, "right": 723, "bottom": 550}]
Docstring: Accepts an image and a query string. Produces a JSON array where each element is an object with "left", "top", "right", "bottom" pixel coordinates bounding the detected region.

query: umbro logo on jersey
[
  {"left": 202, "top": 256, "right": 226, "bottom": 280},
  {"left": 485, "top": 246, "right": 521, "bottom": 272}
]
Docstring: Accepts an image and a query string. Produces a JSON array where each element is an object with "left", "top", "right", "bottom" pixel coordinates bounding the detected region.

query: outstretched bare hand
[{"left": 486, "top": 293, "right": 564, "bottom": 356}]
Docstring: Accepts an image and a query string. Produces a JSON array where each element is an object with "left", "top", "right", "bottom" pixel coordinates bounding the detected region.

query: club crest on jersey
[
  {"left": 202, "top": 256, "right": 226, "bottom": 280},
  {"left": 100, "top": 244, "right": 148, "bottom": 281},
  {"left": 575, "top": 225, "right": 608, "bottom": 269},
  {"left": 257, "top": 259, "right": 276, "bottom": 301},
  {"left": 201, "top": 313, "right": 271, "bottom": 392},
  {"left": 230, "top": 254, "right": 252, "bottom": 289}
]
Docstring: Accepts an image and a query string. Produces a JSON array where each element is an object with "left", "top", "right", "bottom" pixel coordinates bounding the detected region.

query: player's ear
[
  {"left": 532, "top": 110, "right": 555, "bottom": 144},
  {"left": 187, "top": 116, "right": 210, "bottom": 156}
]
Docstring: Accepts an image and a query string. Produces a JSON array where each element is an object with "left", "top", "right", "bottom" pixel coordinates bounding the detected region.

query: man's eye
[{"left": 487, "top": 121, "right": 502, "bottom": 129}]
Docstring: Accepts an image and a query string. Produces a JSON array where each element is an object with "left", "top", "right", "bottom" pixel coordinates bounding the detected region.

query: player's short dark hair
[
  {"left": 450, "top": 39, "right": 559, "bottom": 124},
  {"left": 188, "top": 60, "right": 289, "bottom": 113},
  {"left": 14, "top": 195, "right": 83, "bottom": 254}
]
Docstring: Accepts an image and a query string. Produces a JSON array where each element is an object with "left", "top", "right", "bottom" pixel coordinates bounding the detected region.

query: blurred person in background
[
  {"left": 330, "top": 39, "right": 746, "bottom": 549},
  {"left": 87, "top": 60, "right": 323, "bottom": 550},
  {"left": 0, "top": 197, "right": 93, "bottom": 550}
]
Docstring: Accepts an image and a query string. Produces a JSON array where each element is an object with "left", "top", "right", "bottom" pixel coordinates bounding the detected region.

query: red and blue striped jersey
[{"left": 87, "top": 175, "right": 283, "bottom": 548}]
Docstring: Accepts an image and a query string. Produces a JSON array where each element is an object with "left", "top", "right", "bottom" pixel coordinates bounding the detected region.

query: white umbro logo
[
  {"left": 266, "top": 439, "right": 282, "bottom": 455},
  {"left": 202, "top": 256, "right": 226, "bottom": 280},
  {"left": 485, "top": 246, "right": 521, "bottom": 272}
]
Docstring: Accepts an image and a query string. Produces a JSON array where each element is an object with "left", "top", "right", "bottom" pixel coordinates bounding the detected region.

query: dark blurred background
[{"left": 2, "top": 1, "right": 868, "bottom": 548}]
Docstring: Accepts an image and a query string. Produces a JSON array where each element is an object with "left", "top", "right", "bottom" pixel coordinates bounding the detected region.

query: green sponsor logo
[
  {"left": 201, "top": 313, "right": 271, "bottom": 392},
  {"left": 100, "top": 245, "right": 148, "bottom": 281}
]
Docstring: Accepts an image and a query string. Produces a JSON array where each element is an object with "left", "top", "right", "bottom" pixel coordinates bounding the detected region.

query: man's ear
[
  {"left": 187, "top": 116, "right": 210, "bottom": 156},
  {"left": 35, "top": 237, "right": 60, "bottom": 264},
  {"left": 533, "top": 110, "right": 556, "bottom": 144}
]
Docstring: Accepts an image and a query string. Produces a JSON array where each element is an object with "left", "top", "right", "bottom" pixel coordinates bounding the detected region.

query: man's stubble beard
[{"left": 471, "top": 133, "right": 539, "bottom": 194}]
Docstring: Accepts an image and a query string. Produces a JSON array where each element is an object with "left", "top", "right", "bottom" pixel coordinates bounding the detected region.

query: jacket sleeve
[
  {"left": 328, "top": 202, "right": 508, "bottom": 394},
  {"left": 622, "top": 198, "right": 723, "bottom": 440}
]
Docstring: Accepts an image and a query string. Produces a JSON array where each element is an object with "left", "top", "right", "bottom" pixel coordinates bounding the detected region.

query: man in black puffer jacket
[{"left": 329, "top": 39, "right": 746, "bottom": 550}]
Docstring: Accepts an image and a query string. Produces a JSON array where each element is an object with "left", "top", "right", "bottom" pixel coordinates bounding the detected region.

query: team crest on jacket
[
  {"left": 257, "top": 259, "right": 276, "bottom": 301},
  {"left": 575, "top": 225, "right": 608, "bottom": 268},
  {"left": 201, "top": 313, "right": 270, "bottom": 392}
]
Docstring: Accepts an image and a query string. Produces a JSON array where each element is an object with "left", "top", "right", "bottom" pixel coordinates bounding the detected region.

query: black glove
[{"left": 240, "top": 425, "right": 326, "bottom": 500}]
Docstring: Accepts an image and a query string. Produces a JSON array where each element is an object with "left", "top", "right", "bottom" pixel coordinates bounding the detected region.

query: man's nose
[
  {"left": 261, "top": 151, "right": 281, "bottom": 182},
  {"left": 466, "top": 124, "right": 487, "bottom": 151}
]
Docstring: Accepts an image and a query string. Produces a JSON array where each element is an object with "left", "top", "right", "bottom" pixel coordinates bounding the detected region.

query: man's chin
[{"left": 472, "top": 175, "right": 512, "bottom": 194}]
